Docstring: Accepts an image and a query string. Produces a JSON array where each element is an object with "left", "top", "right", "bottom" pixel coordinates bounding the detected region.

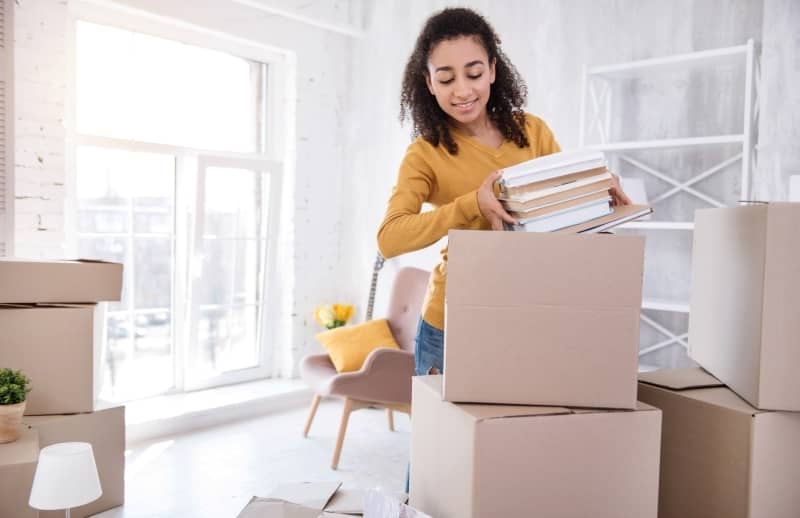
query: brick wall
[{"left": 14, "top": 0, "right": 69, "bottom": 258}]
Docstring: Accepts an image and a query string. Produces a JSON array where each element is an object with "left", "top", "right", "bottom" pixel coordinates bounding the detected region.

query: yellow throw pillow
[{"left": 315, "top": 318, "right": 401, "bottom": 373}]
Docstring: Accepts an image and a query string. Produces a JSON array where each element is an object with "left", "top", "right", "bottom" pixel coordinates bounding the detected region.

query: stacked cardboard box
[
  {"left": 636, "top": 202, "right": 800, "bottom": 518},
  {"left": 0, "top": 259, "right": 126, "bottom": 518},
  {"left": 409, "top": 230, "right": 662, "bottom": 517}
]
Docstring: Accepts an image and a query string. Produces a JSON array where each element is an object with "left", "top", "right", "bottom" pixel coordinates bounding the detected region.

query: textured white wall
[
  {"left": 341, "top": 0, "right": 787, "bottom": 368},
  {"left": 14, "top": 0, "right": 70, "bottom": 258},
  {"left": 755, "top": 0, "right": 800, "bottom": 201}
]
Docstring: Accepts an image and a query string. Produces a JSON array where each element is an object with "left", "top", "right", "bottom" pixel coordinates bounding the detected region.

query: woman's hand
[
  {"left": 477, "top": 170, "right": 517, "bottom": 230},
  {"left": 610, "top": 173, "right": 633, "bottom": 207}
]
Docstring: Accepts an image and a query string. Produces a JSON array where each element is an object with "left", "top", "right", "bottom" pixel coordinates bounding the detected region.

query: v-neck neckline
[{"left": 451, "top": 127, "right": 509, "bottom": 158}]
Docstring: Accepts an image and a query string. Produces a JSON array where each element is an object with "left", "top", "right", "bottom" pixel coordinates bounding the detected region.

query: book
[
  {"left": 498, "top": 150, "right": 606, "bottom": 190},
  {"left": 579, "top": 204, "right": 655, "bottom": 233},
  {"left": 500, "top": 169, "right": 613, "bottom": 209},
  {"left": 508, "top": 196, "right": 612, "bottom": 232},
  {"left": 508, "top": 189, "right": 612, "bottom": 220}
]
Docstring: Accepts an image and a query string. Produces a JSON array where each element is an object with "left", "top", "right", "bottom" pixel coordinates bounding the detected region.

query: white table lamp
[{"left": 29, "top": 442, "right": 103, "bottom": 518}]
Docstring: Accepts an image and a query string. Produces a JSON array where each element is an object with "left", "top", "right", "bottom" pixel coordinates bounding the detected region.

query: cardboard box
[
  {"left": 237, "top": 481, "right": 412, "bottom": 517},
  {"left": 0, "top": 258, "right": 123, "bottom": 304},
  {"left": 0, "top": 304, "right": 96, "bottom": 415},
  {"left": 25, "top": 406, "right": 125, "bottom": 518},
  {"left": 444, "top": 229, "right": 644, "bottom": 408},
  {"left": 0, "top": 427, "right": 39, "bottom": 518},
  {"left": 688, "top": 203, "right": 800, "bottom": 410},
  {"left": 410, "top": 376, "right": 661, "bottom": 518},
  {"left": 638, "top": 368, "right": 800, "bottom": 518}
]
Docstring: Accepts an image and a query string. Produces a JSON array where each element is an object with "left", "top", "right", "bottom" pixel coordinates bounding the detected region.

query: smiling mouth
[{"left": 452, "top": 99, "right": 477, "bottom": 112}]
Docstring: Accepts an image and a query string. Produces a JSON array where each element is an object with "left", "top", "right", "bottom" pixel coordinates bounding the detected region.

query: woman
[{"left": 377, "top": 7, "right": 630, "bottom": 378}]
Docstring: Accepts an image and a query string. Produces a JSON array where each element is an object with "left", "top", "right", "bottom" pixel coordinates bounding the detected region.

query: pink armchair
[{"left": 300, "top": 266, "right": 429, "bottom": 469}]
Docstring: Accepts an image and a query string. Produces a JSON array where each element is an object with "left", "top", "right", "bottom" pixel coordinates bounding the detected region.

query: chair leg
[
  {"left": 303, "top": 394, "right": 321, "bottom": 438},
  {"left": 331, "top": 398, "right": 354, "bottom": 470},
  {"left": 387, "top": 408, "right": 394, "bottom": 432}
]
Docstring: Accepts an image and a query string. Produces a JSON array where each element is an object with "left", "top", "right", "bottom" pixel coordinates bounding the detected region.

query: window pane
[
  {"left": 192, "top": 305, "right": 259, "bottom": 377},
  {"left": 134, "top": 166, "right": 174, "bottom": 233},
  {"left": 134, "top": 239, "right": 173, "bottom": 309},
  {"left": 204, "top": 167, "right": 265, "bottom": 238},
  {"left": 100, "top": 312, "right": 175, "bottom": 402},
  {"left": 76, "top": 21, "right": 263, "bottom": 152}
]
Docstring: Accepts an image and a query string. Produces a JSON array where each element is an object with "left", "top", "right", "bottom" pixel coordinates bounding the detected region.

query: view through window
[{"left": 75, "top": 21, "right": 277, "bottom": 402}]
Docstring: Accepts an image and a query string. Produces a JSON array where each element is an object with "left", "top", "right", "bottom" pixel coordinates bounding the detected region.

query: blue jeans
[
  {"left": 407, "top": 318, "right": 444, "bottom": 493},
  {"left": 414, "top": 318, "right": 444, "bottom": 376}
]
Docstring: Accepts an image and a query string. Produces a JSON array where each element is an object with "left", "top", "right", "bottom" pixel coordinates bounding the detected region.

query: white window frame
[
  {"left": 66, "top": 1, "right": 292, "bottom": 398},
  {"left": 185, "top": 154, "right": 282, "bottom": 391}
]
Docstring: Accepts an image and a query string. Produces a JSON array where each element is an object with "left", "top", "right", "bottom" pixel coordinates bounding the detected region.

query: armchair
[{"left": 300, "top": 266, "right": 429, "bottom": 469}]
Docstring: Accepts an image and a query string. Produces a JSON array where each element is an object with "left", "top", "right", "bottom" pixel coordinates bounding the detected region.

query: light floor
[{"left": 96, "top": 398, "right": 410, "bottom": 517}]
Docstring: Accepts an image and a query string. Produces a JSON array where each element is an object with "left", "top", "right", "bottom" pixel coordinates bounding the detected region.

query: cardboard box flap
[
  {"left": 638, "top": 369, "right": 764, "bottom": 416},
  {"left": 0, "top": 426, "right": 38, "bottom": 465},
  {"left": 267, "top": 481, "right": 342, "bottom": 511},
  {"left": 571, "top": 401, "right": 659, "bottom": 414},
  {"left": 325, "top": 489, "right": 365, "bottom": 514},
  {"left": 0, "top": 258, "right": 117, "bottom": 265},
  {"left": 447, "top": 230, "right": 644, "bottom": 308},
  {"left": 237, "top": 497, "right": 322, "bottom": 518},
  {"left": 421, "top": 376, "right": 571, "bottom": 419},
  {"left": 638, "top": 367, "right": 724, "bottom": 390}
]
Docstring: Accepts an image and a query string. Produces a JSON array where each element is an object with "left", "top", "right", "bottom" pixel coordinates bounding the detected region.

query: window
[{"left": 74, "top": 21, "right": 282, "bottom": 402}]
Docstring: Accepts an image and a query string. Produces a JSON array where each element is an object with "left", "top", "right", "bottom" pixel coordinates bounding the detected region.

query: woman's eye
[
  {"left": 438, "top": 78, "right": 454, "bottom": 85},
  {"left": 468, "top": 74, "right": 483, "bottom": 80}
]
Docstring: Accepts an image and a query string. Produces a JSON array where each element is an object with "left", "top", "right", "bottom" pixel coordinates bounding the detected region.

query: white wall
[
  {"left": 15, "top": 1, "right": 70, "bottom": 258},
  {"left": 341, "top": 0, "right": 800, "bottom": 368}
]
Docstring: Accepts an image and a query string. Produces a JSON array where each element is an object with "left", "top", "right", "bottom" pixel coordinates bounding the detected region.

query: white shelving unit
[{"left": 579, "top": 40, "right": 760, "bottom": 360}]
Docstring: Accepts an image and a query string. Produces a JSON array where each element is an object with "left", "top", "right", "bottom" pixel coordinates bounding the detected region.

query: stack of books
[{"left": 497, "top": 149, "right": 652, "bottom": 232}]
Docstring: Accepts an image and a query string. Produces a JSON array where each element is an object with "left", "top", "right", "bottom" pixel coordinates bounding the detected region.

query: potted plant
[{"left": 0, "top": 368, "right": 31, "bottom": 444}]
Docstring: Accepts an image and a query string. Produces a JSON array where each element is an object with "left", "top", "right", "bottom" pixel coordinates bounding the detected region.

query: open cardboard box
[
  {"left": 444, "top": 229, "right": 644, "bottom": 408},
  {"left": 689, "top": 203, "right": 800, "bottom": 410},
  {"left": 638, "top": 367, "right": 800, "bottom": 518}
]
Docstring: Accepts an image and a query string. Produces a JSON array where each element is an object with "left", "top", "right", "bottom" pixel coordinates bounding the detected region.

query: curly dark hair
[{"left": 400, "top": 7, "right": 529, "bottom": 155}]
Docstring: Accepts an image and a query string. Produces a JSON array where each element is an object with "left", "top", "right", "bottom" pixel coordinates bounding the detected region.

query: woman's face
[{"left": 425, "top": 35, "right": 496, "bottom": 128}]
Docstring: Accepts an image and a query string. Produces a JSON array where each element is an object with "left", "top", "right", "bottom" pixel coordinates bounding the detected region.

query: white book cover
[
  {"left": 513, "top": 196, "right": 612, "bottom": 232},
  {"left": 500, "top": 149, "right": 606, "bottom": 188},
  {"left": 501, "top": 172, "right": 613, "bottom": 203}
]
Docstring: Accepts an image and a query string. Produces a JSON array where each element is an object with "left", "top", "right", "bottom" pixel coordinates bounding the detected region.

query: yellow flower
[
  {"left": 314, "top": 303, "right": 354, "bottom": 329},
  {"left": 333, "top": 304, "right": 354, "bottom": 324}
]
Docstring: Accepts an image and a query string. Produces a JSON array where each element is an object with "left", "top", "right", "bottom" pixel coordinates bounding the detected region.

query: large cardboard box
[
  {"left": 638, "top": 368, "right": 800, "bottom": 518},
  {"left": 0, "top": 427, "right": 39, "bottom": 518},
  {"left": 0, "top": 304, "right": 96, "bottom": 415},
  {"left": 689, "top": 203, "right": 800, "bottom": 411},
  {"left": 0, "top": 258, "right": 122, "bottom": 304},
  {"left": 24, "top": 406, "right": 125, "bottom": 518},
  {"left": 444, "top": 229, "right": 644, "bottom": 408},
  {"left": 410, "top": 376, "right": 661, "bottom": 518}
]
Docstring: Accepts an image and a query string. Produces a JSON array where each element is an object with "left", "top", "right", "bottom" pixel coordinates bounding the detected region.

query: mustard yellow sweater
[{"left": 377, "top": 113, "right": 561, "bottom": 330}]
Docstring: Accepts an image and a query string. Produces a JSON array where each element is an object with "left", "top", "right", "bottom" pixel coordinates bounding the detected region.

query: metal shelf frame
[{"left": 579, "top": 40, "right": 761, "bottom": 358}]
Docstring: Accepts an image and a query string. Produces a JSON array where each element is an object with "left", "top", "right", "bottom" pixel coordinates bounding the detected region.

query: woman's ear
[{"left": 490, "top": 58, "right": 497, "bottom": 84}]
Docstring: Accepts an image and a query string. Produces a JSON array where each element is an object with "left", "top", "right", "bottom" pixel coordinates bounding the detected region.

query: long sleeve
[{"left": 377, "top": 148, "right": 483, "bottom": 259}]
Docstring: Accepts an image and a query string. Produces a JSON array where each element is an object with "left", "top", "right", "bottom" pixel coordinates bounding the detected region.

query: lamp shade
[{"left": 29, "top": 442, "right": 103, "bottom": 510}]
